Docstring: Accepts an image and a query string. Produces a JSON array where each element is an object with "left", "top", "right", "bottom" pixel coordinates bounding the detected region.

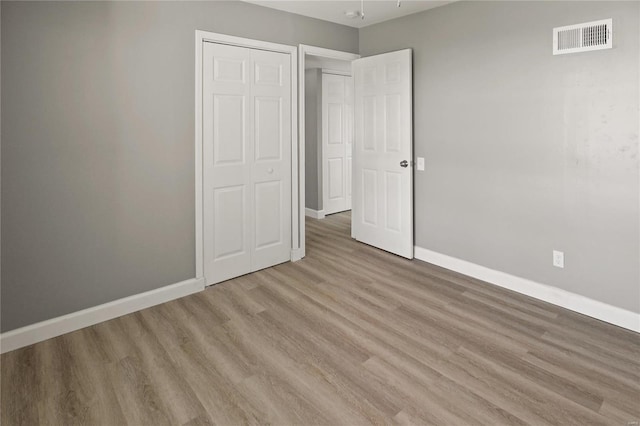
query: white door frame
[
  {"left": 298, "top": 45, "right": 360, "bottom": 253},
  {"left": 195, "top": 30, "right": 299, "bottom": 283}
]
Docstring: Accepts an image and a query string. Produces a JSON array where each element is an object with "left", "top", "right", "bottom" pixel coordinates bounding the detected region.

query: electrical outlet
[
  {"left": 417, "top": 157, "right": 425, "bottom": 171},
  {"left": 553, "top": 250, "right": 564, "bottom": 268}
]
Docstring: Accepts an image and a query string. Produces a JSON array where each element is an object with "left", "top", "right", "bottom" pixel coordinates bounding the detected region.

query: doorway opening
[
  {"left": 299, "top": 46, "right": 360, "bottom": 251},
  {"left": 299, "top": 45, "right": 414, "bottom": 260},
  {"left": 304, "top": 55, "right": 356, "bottom": 219}
]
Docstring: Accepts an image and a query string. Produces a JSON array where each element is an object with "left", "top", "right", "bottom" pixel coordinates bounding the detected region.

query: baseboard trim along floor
[
  {"left": 0, "top": 277, "right": 205, "bottom": 354},
  {"left": 305, "top": 208, "right": 326, "bottom": 219},
  {"left": 3, "top": 246, "right": 637, "bottom": 355},
  {"left": 2, "top": 213, "right": 638, "bottom": 424},
  {"left": 414, "top": 246, "right": 639, "bottom": 333}
]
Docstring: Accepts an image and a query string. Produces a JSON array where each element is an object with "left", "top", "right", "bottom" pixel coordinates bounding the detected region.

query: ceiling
[{"left": 242, "top": 0, "right": 454, "bottom": 29}]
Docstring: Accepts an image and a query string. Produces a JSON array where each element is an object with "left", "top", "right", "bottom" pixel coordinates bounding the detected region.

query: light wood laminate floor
[{"left": 2, "top": 212, "right": 639, "bottom": 425}]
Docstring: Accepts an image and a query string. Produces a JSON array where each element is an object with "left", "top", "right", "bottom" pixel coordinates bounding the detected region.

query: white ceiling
[{"left": 242, "top": 0, "right": 454, "bottom": 29}]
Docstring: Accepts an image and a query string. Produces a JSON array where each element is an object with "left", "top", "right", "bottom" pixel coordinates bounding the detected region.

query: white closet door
[
  {"left": 203, "top": 42, "right": 291, "bottom": 285},
  {"left": 353, "top": 49, "right": 413, "bottom": 259},
  {"left": 322, "top": 73, "right": 353, "bottom": 216},
  {"left": 203, "top": 42, "right": 252, "bottom": 284},
  {"left": 250, "top": 49, "right": 291, "bottom": 272}
]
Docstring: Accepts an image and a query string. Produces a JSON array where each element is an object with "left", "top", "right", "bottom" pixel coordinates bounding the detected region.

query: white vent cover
[{"left": 553, "top": 19, "right": 612, "bottom": 55}]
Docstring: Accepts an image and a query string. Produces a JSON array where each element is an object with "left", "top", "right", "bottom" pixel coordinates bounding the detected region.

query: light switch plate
[
  {"left": 417, "top": 157, "right": 425, "bottom": 171},
  {"left": 553, "top": 250, "right": 564, "bottom": 268}
]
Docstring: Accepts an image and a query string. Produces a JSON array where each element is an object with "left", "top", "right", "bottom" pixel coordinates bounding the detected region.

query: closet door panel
[
  {"left": 203, "top": 42, "right": 252, "bottom": 284},
  {"left": 203, "top": 43, "right": 292, "bottom": 284}
]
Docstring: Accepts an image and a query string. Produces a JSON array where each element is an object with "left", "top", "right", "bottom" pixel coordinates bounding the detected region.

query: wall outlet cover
[{"left": 553, "top": 250, "right": 564, "bottom": 268}]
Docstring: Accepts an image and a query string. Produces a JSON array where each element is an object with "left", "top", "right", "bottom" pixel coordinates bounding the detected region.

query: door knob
[
  {"left": 267, "top": 168, "right": 274, "bottom": 174},
  {"left": 400, "top": 160, "right": 409, "bottom": 168}
]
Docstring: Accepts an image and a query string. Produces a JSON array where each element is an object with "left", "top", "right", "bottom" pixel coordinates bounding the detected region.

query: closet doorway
[{"left": 196, "top": 31, "right": 300, "bottom": 286}]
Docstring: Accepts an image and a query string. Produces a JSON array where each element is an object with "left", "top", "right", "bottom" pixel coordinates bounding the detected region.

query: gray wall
[
  {"left": 1, "top": 1, "right": 358, "bottom": 332},
  {"left": 305, "top": 68, "right": 323, "bottom": 211},
  {"left": 360, "top": 1, "right": 640, "bottom": 313}
]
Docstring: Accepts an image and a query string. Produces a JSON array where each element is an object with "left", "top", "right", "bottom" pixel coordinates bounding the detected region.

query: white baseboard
[
  {"left": 414, "top": 247, "right": 640, "bottom": 333},
  {"left": 0, "top": 277, "right": 205, "bottom": 354},
  {"left": 305, "top": 208, "right": 325, "bottom": 219},
  {"left": 291, "top": 248, "right": 305, "bottom": 262}
]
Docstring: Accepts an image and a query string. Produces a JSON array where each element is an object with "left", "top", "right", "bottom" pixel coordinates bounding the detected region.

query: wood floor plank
[
  {"left": 61, "top": 329, "right": 128, "bottom": 425},
  {"left": 1, "top": 347, "right": 39, "bottom": 425},
  {"left": 2, "top": 212, "right": 639, "bottom": 425},
  {"left": 221, "top": 310, "right": 373, "bottom": 424},
  {"left": 235, "top": 372, "right": 331, "bottom": 425}
]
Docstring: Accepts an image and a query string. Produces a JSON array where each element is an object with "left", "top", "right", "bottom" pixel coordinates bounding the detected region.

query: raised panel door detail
[
  {"left": 328, "top": 103, "right": 343, "bottom": 145},
  {"left": 213, "top": 95, "right": 245, "bottom": 165},
  {"left": 362, "top": 96, "right": 376, "bottom": 151},
  {"left": 322, "top": 73, "right": 352, "bottom": 216},
  {"left": 384, "top": 94, "right": 401, "bottom": 153},
  {"left": 385, "top": 172, "right": 402, "bottom": 232},
  {"left": 255, "top": 97, "right": 282, "bottom": 161},
  {"left": 249, "top": 48, "right": 291, "bottom": 273},
  {"left": 255, "top": 181, "right": 282, "bottom": 249},
  {"left": 345, "top": 104, "right": 354, "bottom": 144},
  {"left": 328, "top": 158, "right": 344, "bottom": 200},
  {"left": 347, "top": 157, "right": 352, "bottom": 199},
  {"left": 214, "top": 186, "right": 246, "bottom": 259},
  {"left": 384, "top": 62, "right": 401, "bottom": 83},
  {"left": 204, "top": 42, "right": 290, "bottom": 285},
  {"left": 353, "top": 49, "right": 413, "bottom": 259},
  {"left": 255, "top": 63, "right": 282, "bottom": 86},
  {"left": 214, "top": 57, "right": 245, "bottom": 82},
  {"left": 362, "top": 169, "right": 377, "bottom": 226},
  {"left": 363, "top": 67, "right": 376, "bottom": 86},
  {"left": 327, "top": 80, "right": 344, "bottom": 97}
]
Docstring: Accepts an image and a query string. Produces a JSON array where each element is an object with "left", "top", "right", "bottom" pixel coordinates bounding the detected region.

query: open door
[
  {"left": 352, "top": 49, "right": 413, "bottom": 259},
  {"left": 322, "top": 72, "right": 353, "bottom": 216}
]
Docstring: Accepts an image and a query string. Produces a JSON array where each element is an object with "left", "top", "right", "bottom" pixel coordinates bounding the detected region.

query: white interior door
[
  {"left": 203, "top": 42, "right": 291, "bottom": 285},
  {"left": 251, "top": 49, "right": 292, "bottom": 272},
  {"left": 352, "top": 49, "right": 413, "bottom": 259},
  {"left": 322, "top": 73, "right": 353, "bottom": 215}
]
